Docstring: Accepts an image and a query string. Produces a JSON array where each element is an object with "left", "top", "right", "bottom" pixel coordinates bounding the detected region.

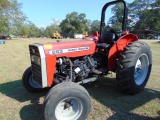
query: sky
[{"left": 17, "top": 0, "right": 134, "bottom": 28}]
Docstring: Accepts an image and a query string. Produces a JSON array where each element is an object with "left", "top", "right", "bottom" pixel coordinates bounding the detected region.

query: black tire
[
  {"left": 44, "top": 82, "right": 91, "bottom": 120},
  {"left": 116, "top": 41, "right": 152, "bottom": 94},
  {"left": 22, "top": 67, "right": 43, "bottom": 92}
]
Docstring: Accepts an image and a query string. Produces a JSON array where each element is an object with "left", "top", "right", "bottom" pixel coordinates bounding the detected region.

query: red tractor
[{"left": 22, "top": 0, "right": 152, "bottom": 120}]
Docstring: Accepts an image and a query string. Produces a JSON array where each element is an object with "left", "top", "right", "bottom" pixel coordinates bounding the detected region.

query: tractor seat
[
  {"left": 96, "top": 33, "right": 116, "bottom": 50},
  {"left": 96, "top": 44, "right": 111, "bottom": 50}
]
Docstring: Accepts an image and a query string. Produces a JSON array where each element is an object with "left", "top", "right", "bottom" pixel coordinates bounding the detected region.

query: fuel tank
[{"left": 40, "top": 39, "right": 96, "bottom": 58}]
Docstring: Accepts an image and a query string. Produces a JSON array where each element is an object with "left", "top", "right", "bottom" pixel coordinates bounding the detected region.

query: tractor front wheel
[
  {"left": 22, "top": 67, "right": 43, "bottom": 92},
  {"left": 44, "top": 82, "right": 91, "bottom": 120},
  {"left": 116, "top": 41, "right": 152, "bottom": 94}
]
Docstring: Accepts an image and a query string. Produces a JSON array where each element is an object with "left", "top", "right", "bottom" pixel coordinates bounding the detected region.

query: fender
[{"left": 108, "top": 33, "right": 138, "bottom": 71}]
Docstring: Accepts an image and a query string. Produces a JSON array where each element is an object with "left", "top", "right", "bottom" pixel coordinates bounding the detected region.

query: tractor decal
[{"left": 49, "top": 46, "right": 90, "bottom": 55}]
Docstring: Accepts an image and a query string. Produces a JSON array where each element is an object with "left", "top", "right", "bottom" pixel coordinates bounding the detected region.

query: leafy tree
[
  {"left": 86, "top": 19, "right": 92, "bottom": 34},
  {"left": 107, "top": 0, "right": 160, "bottom": 31},
  {"left": 14, "top": 22, "right": 29, "bottom": 36},
  {"left": 109, "top": 3, "right": 123, "bottom": 30},
  {"left": 108, "top": 3, "right": 133, "bottom": 31},
  {"left": 60, "top": 12, "right": 88, "bottom": 38},
  {"left": 134, "top": 8, "right": 160, "bottom": 30},
  {"left": 90, "top": 20, "right": 100, "bottom": 33},
  {"left": 0, "top": 0, "right": 10, "bottom": 35},
  {"left": 130, "top": 0, "right": 159, "bottom": 30},
  {"left": 0, "top": 0, "right": 43, "bottom": 37},
  {"left": 0, "top": 0, "right": 27, "bottom": 35},
  {"left": 39, "top": 27, "right": 45, "bottom": 37},
  {"left": 44, "top": 23, "right": 60, "bottom": 38},
  {"left": 27, "top": 22, "right": 41, "bottom": 37}
]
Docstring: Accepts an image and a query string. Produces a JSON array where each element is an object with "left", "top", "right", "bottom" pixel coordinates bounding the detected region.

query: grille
[
  {"left": 29, "top": 45, "right": 40, "bottom": 56},
  {"left": 31, "top": 63, "right": 42, "bottom": 86},
  {"left": 29, "top": 45, "right": 42, "bottom": 87}
]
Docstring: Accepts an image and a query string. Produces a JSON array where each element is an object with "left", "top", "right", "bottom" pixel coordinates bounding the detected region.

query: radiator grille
[
  {"left": 29, "top": 45, "right": 40, "bottom": 56},
  {"left": 29, "top": 45, "right": 42, "bottom": 87}
]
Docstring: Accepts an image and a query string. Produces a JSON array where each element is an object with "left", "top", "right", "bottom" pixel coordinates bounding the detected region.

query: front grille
[
  {"left": 29, "top": 45, "right": 42, "bottom": 87},
  {"left": 31, "top": 63, "right": 42, "bottom": 86},
  {"left": 29, "top": 45, "right": 40, "bottom": 56}
]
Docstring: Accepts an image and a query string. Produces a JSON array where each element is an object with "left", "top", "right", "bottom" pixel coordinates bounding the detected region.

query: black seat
[
  {"left": 100, "top": 33, "right": 116, "bottom": 44},
  {"left": 96, "top": 44, "right": 110, "bottom": 50},
  {"left": 96, "top": 33, "right": 116, "bottom": 50}
]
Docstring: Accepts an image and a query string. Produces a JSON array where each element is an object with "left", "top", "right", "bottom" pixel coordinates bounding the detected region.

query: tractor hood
[{"left": 39, "top": 39, "right": 96, "bottom": 58}]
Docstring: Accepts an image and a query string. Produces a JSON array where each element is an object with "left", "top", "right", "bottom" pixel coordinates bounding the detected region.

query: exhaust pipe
[{"left": 77, "top": 77, "right": 97, "bottom": 84}]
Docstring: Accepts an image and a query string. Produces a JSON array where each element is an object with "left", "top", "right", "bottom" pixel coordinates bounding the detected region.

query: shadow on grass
[
  {"left": 84, "top": 76, "right": 160, "bottom": 120},
  {"left": 0, "top": 80, "right": 47, "bottom": 120},
  {"left": 0, "top": 78, "right": 160, "bottom": 120},
  {"left": 153, "top": 41, "right": 160, "bottom": 44}
]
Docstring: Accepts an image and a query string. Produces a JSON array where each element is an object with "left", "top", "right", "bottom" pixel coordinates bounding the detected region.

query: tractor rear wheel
[
  {"left": 22, "top": 66, "right": 43, "bottom": 92},
  {"left": 44, "top": 82, "right": 91, "bottom": 120},
  {"left": 116, "top": 41, "right": 152, "bottom": 94}
]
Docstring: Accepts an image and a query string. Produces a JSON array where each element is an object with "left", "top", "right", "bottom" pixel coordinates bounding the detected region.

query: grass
[{"left": 0, "top": 38, "right": 160, "bottom": 120}]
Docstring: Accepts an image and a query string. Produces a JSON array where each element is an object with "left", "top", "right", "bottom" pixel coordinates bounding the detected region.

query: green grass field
[{"left": 0, "top": 38, "right": 160, "bottom": 120}]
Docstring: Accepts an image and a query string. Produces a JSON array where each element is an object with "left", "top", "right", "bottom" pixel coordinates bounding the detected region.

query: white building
[{"left": 74, "top": 34, "right": 83, "bottom": 39}]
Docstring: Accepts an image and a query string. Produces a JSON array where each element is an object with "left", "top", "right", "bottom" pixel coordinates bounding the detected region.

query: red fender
[{"left": 108, "top": 33, "right": 138, "bottom": 71}]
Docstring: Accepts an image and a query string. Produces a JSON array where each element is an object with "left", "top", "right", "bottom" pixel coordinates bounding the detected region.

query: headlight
[
  {"left": 37, "top": 58, "right": 41, "bottom": 66},
  {"left": 31, "top": 55, "right": 35, "bottom": 62},
  {"left": 31, "top": 55, "right": 41, "bottom": 66}
]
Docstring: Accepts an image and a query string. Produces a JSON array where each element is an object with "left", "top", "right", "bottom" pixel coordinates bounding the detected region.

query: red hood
[
  {"left": 38, "top": 39, "right": 96, "bottom": 58},
  {"left": 40, "top": 39, "right": 93, "bottom": 49}
]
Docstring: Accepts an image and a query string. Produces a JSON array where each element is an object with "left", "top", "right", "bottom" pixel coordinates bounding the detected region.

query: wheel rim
[
  {"left": 55, "top": 97, "right": 83, "bottom": 120},
  {"left": 134, "top": 54, "right": 149, "bottom": 85},
  {"left": 29, "top": 75, "right": 41, "bottom": 88}
]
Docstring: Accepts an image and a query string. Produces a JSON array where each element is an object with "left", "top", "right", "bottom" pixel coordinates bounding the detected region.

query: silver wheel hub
[
  {"left": 134, "top": 54, "right": 149, "bottom": 85},
  {"left": 55, "top": 97, "right": 83, "bottom": 120},
  {"left": 135, "top": 59, "right": 142, "bottom": 77}
]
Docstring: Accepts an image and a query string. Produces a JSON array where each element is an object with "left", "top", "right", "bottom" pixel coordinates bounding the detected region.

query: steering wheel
[{"left": 109, "top": 29, "right": 119, "bottom": 40}]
